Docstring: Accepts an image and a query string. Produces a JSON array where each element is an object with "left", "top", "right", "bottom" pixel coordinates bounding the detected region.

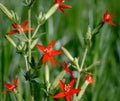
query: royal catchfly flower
[
  {"left": 54, "top": 0, "right": 72, "bottom": 14},
  {"left": 103, "top": 10, "right": 116, "bottom": 26},
  {"left": 36, "top": 40, "right": 61, "bottom": 67},
  {"left": 2, "top": 77, "right": 18, "bottom": 94},
  {"left": 54, "top": 79, "right": 81, "bottom": 101},
  {"left": 85, "top": 74, "right": 94, "bottom": 84},
  {"left": 57, "top": 61, "right": 75, "bottom": 78},
  {"left": 7, "top": 20, "right": 34, "bottom": 35}
]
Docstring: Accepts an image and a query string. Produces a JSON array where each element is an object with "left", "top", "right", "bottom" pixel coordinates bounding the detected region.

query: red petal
[
  {"left": 36, "top": 44, "right": 46, "bottom": 52},
  {"left": 49, "top": 56, "right": 56, "bottom": 67},
  {"left": 59, "top": 80, "right": 65, "bottom": 91},
  {"left": 69, "top": 79, "right": 75, "bottom": 89},
  {"left": 54, "top": 92, "right": 65, "bottom": 98},
  {"left": 42, "top": 54, "right": 49, "bottom": 63},
  {"left": 59, "top": 7, "right": 65, "bottom": 14},
  {"left": 70, "top": 89, "right": 81, "bottom": 95},
  {"left": 61, "top": 4, "right": 72, "bottom": 9},
  {"left": 108, "top": 21, "right": 116, "bottom": 26},
  {"left": 12, "top": 23, "right": 19, "bottom": 29},
  {"left": 13, "top": 78, "right": 18, "bottom": 87},
  {"left": 104, "top": 10, "right": 108, "bottom": 19},
  {"left": 2, "top": 89, "right": 10, "bottom": 94},
  {"left": 5, "top": 83, "right": 12, "bottom": 89},
  {"left": 66, "top": 95, "right": 71, "bottom": 101},
  {"left": 22, "top": 20, "right": 28, "bottom": 28},
  {"left": 48, "top": 40, "right": 54, "bottom": 50},
  {"left": 51, "top": 50, "right": 61, "bottom": 56},
  {"left": 7, "top": 30, "right": 19, "bottom": 35},
  {"left": 108, "top": 14, "right": 114, "bottom": 20}
]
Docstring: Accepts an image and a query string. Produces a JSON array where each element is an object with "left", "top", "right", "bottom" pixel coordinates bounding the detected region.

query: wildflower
[
  {"left": 36, "top": 40, "right": 61, "bottom": 67},
  {"left": 57, "top": 61, "right": 75, "bottom": 78},
  {"left": 54, "top": 79, "right": 81, "bottom": 101},
  {"left": 2, "top": 77, "right": 18, "bottom": 94},
  {"left": 103, "top": 10, "right": 116, "bottom": 26},
  {"left": 7, "top": 20, "right": 34, "bottom": 35},
  {"left": 54, "top": 0, "right": 72, "bottom": 14},
  {"left": 85, "top": 74, "right": 94, "bottom": 84}
]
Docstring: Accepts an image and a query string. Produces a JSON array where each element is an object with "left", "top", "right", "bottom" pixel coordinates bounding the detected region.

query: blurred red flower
[
  {"left": 54, "top": 79, "right": 81, "bottom": 101},
  {"left": 7, "top": 20, "right": 34, "bottom": 35},
  {"left": 54, "top": 0, "right": 72, "bottom": 14},
  {"left": 103, "top": 10, "right": 116, "bottom": 26},
  {"left": 2, "top": 77, "right": 18, "bottom": 94},
  {"left": 57, "top": 61, "right": 75, "bottom": 78},
  {"left": 36, "top": 40, "right": 61, "bottom": 67},
  {"left": 85, "top": 74, "right": 94, "bottom": 84}
]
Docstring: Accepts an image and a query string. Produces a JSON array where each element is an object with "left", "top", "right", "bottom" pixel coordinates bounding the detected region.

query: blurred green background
[{"left": 0, "top": 0, "right": 120, "bottom": 101}]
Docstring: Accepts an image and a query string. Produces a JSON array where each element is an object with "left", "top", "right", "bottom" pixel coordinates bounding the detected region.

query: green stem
[
  {"left": 32, "top": 24, "right": 41, "bottom": 38},
  {"left": 45, "top": 64, "right": 50, "bottom": 91},
  {"left": 24, "top": 55, "right": 29, "bottom": 71},
  {"left": 14, "top": 90, "right": 21, "bottom": 101},
  {"left": 80, "top": 47, "right": 88, "bottom": 71},
  {"left": 28, "top": 8, "right": 31, "bottom": 66},
  {"left": 28, "top": 7, "right": 34, "bottom": 101},
  {"left": 73, "top": 47, "right": 88, "bottom": 101}
]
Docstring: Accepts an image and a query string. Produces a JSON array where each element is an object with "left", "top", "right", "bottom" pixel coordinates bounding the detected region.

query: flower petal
[
  {"left": 59, "top": 80, "right": 65, "bottom": 91},
  {"left": 22, "top": 20, "right": 28, "bottom": 28},
  {"left": 48, "top": 40, "right": 54, "bottom": 50},
  {"left": 42, "top": 54, "right": 49, "bottom": 63},
  {"left": 69, "top": 79, "right": 75, "bottom": 89},
  {"left": 13, "top": 78, "right": 18, "bottom": 87},
  {"left": 5, "top": 83, "right": 12, "bottom": 89},
  {"left": 54, "top": 92, "right": 65, "bottom": 98},
  {"left": 70, "top": 89, "right": 81, "bottom": 95},
  {"left": 36, "top": 44, "right": 46, "bottom": 52},
  {"left": 7, "top": 30, "right": 19, "bottom": 35},
  {"left": 12, "top": 23, "right": 19, "bottom": 29},
  {"left": 108, "top": 21, "right": 116, "bottom": 26},
  {"left": 49, "top": 56, "right": 56, "bottom": 67},
  {"left": 66, "top": 94, "right": 71, "bottom": 101},
  {"left": 51, "top": 50, "right": 61, "bottom": 56},
  {"left": 61, "top": 4, "right": 72, "bottom": 9}
]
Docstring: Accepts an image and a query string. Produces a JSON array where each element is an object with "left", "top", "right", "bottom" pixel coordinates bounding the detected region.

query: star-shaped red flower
[
  {"left": 57, "top": 61, "right": 75, "bottom": 78},
  {"left": 36, "top": 40, "right": 61, "bottom": 67},
  {"left": 7, "top": 20, "right": 34, "bottom": 35},
  {"left": 54, "top": 79, "right": 81, "bottom": 101},
  {"left": 2, "top": 77, "right": 18, "bottom": 94},
  {"left": 54, "top": 0, "right": 72, "bottom": 14},
  {"left": 103, "top": 10, "right": 116, "bottom": 26},
  {"left": 85, "top": 74, "right": 94, "bottom": 84}
]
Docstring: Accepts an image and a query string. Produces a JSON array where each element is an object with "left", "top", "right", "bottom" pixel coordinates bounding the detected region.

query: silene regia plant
[{"left": 0, "top": 0, "right": 116, "bottom": 101}]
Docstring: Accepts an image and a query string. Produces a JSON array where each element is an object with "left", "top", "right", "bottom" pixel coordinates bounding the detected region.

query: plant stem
[
  {"left": 28, "top": 8, "right": 31, "bottom": 68},
  {"left": 32, "top": 24, "right": 41, "bottom": 38},
  {"left": 24, "top": 55, "right": 29, "bottom": 71},
  {"left": 14, "top": 90, "right": 21, "bottom": 101},
  {"left": 80, "top": 47, "right": 88, "bottom": 71},
  {"left": 76, "top": 47, "right": 88, "bottom": 89},
  {"left": 73, "top": 47, "right": 88, "bottom": 101},
  {"left": 28, "top": 7, "right": 34, "bottom": 101}
]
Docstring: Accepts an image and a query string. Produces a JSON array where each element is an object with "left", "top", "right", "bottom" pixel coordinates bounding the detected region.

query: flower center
[
  {"left": 44, "top": 48, "right": 52, "bottom": 55},
  {"left": 64, "top": 84, "right": 71, "bottom": 94},
  {"left": 106, "top": 14, "right": 111, "bottom": 21}
]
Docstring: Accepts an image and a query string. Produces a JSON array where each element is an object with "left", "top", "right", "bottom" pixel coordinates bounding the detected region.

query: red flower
[
  {"left": 54, "top": 79, "right": 81, "bottom": 101},
  {"left": 54, "top": 0, "right": 72, "bottom": 14},
  {"left": 36, "top": 40, "right": 61, "bottom": 67},
  {"left": 103, "top": 10, "right": 116, "bottom": 26},
  {"left": 2, "top": 77, "right": 18, "bottom": 94},
  {"left": 85, "top": 74, "right": 94, "bottom": 84},
  {"left": 7, "top": 20, "right": 34, "bottom": 35},
  {"left": 57, "top": 61, "right": 74, "bottom": 78}
]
